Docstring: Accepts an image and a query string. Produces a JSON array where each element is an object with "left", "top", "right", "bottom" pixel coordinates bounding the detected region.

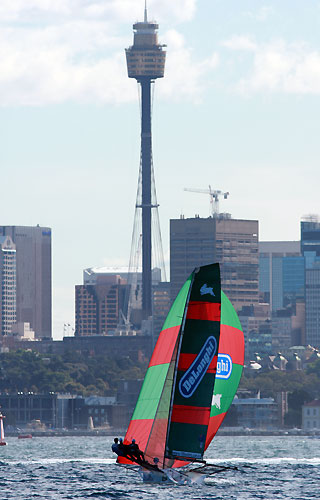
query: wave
[
  {"left": 206, "top": 457, "right": 320, "bottom": 466},
  {"left": 3, "top": 456, "right": 320, "bottom": 468},
  {"left": 3, "top": 458, "right": 115, "bottom": 466}
]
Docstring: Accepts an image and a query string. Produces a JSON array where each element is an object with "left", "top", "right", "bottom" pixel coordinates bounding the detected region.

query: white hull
[{"left": 140, "top": 466, "right": 205, "bottom": 485}]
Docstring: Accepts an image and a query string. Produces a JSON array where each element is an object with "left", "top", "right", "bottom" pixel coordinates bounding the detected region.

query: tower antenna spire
[{"left": 144, "top": 0, "right": 148, "bottom": 22}]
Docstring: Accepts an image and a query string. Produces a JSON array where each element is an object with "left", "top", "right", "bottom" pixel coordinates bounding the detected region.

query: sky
[{"left": 1, "top": 0, "right": 320, "bottom": 339}]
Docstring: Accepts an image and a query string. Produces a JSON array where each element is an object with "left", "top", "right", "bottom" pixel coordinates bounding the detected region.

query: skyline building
[
  {"left": 259, "top": 241, "right": 304, "bottom": 311},
  {"left": 170, "top": 216, "right": 259, "bottom": 311},
  {"left": 75, "top": 273, "right": 128, "bottom": 336},
  {"left": 125, "top": 5, "right": 166, "bottom": 320},
  {"left": 76, "top": 266, "right": 169, "bottom": 339},
  {"left": 300, "top": 216, "right": 320, "bottom": 348},
  {"left": 0, "top": 235, "right": 16, "bottom": 336},
  {"left": 301, "top": 216, "right": 320, "bottom": 257},
  {"left": 0, "top": 225, "right": 52, "bottom": 339},
  {"left": 305, "top": 266, "right": 320, "bottom": 348}
]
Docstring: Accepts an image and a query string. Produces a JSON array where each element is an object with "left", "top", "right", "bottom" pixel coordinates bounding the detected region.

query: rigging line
[
  {"left": 164, "top": 272, "right": 196, "bottom": 463},
  {"left": 143, "top": 327, "right": 180, "bottom": 466},
  {"left": 153, "top": 205, "right": 167, "bottom": 282},
  {"left": 143, "top": 344, "right": 177, "bottom": 465},
  {"left": 123, "top": 183, "right": 142, "bottom": 323},
  {"left": 150, "top": 154, "right": 166, "bottom": 281}
]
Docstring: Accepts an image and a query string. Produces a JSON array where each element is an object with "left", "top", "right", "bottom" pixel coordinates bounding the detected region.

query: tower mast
[{"left": 126, "top": 7, "right": 166, "bottom": 319}]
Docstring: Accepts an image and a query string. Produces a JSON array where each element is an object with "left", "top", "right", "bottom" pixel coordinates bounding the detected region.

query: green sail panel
[{"left": 131, "top": 364, "right": 170, "bottom": 420}]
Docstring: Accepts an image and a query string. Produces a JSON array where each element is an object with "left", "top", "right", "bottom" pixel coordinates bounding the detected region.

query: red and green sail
[{"left": 118, "top": 263, "right": 244, "bottom": 467}]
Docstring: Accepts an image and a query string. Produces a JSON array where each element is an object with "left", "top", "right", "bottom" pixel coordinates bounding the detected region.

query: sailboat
[
  {"left": 0, "top": 411, "right": 7, "bottom": 446},
  {"left": 117, "top": 263, "right": 244, "bottom": 483}
]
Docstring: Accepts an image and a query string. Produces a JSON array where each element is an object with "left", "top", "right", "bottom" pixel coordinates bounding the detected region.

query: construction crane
[{"left": 184, "top": 186, "right": 229, "bottom": 217}]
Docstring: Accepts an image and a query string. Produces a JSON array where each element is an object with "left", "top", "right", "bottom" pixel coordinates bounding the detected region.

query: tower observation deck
[
  {"left": 126, "top": 5, "right": 166, "bottom": 320},
  {"left": 125, "top": 7, "right": 166, "bottom": 80}
]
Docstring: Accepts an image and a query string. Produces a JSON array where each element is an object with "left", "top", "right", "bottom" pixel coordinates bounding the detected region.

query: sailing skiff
[{"left": 117, "top": 263, "right": 244, "bottom": 483}]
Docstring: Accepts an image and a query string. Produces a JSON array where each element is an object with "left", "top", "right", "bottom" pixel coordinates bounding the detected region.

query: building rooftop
[
  {"left": 259, "top": 241, "right": 300, "bottom": 254},
  {"left": 233, "top": 397, "right": 276, "bottom": 405},
  {"left": 303, "top": 400, "right": 320, "bottom": 407}
]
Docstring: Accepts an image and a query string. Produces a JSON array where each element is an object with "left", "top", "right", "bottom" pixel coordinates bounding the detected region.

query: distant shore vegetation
[
  {"left": 0, "top": 350, "right": 148, "bottom": 396},
  {"left": 239, "top": 360, "right": 320, "bottom": 426},
  {"left": 1, "top": 350, "right": 319, "bottom": 427}
]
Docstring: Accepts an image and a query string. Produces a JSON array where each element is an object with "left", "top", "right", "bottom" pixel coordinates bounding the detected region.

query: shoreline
[{"left": 6, "top": 428, "right": 320, "bottom": 438}]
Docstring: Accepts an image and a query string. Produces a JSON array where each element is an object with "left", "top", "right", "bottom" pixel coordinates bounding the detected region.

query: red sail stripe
[
  {"left": 186, "top": 301, "right": 221, "bottom": 322},
  {"left": 219, "top": 324, "right": 245, "bottom": 366},
  {"left": 148, "top": 325, "right": 180, "bottom": 367},
  {"left": 205, "top": 412, "right": 227, "bottom": 449},
  {"left": 171, "top": 405, "right": 211, "bottom": 425},
  {"left": 177, "top": 353, "right": 218, "bottom": 373}
]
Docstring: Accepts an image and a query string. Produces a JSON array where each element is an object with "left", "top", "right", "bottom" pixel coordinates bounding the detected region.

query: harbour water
[{"left": 0, "top": 435, "right": 319, "bottom": 499}]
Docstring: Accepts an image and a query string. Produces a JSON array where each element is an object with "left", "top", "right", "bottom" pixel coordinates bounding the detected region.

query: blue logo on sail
[
  {"left": 216, "top": 354, "right": 232, "bottom": 379},
  {"left": 179, "top": 336, "right": 217, "bottom": 398}
]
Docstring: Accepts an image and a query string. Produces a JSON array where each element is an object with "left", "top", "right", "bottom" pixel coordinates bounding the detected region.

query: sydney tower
[{"left": 125, "top": 4, "right": 166, "bottom": 319}]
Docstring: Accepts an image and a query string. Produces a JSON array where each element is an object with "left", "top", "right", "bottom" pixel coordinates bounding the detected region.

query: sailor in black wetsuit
[
  {"left": 128, "top": 439, "right": 145, "bottom": 464},
  {"left": 152, "top": 457, "right": 160, "bottom": 470},
  {"left": 111, "top": 437, "right": 125, "bottom": 458}
]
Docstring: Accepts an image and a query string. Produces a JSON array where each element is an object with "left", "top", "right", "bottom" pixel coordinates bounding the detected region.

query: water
[{"left": 0, "top": 435, "right": 319, "bottom": 499}]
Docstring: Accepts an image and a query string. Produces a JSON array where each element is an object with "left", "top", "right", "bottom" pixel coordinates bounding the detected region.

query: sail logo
[
  {"left": 179, "top": 336, "right": 217, "bottom": 398},
  {"left": 212, "top": 393, "right": 222, "bottom": 409},
  {"left": 216, "top": 354, "right": 232, "bottom": 379},
  {"left": 200, "top": 284, "right": 215, "bottom": 297}
]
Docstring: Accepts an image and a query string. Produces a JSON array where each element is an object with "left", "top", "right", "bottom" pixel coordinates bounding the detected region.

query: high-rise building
[
  {"left": 301, "top": 217, "right": 320, "bottom": 257},
  {"left": 271, "top": 311, "right": 293, "bottom": 351},
  {"left": 300, "top": 216, "right": 320, "bottom": 348},
  {"left": 79, "top": 267, "right": 169, "bottom": 338},
  {"left": 238, "top": 303, "right": 270, "bottom": 360},
  {"left": 305, "top": 266, "right": 320, "bottom": 348},
  {"left": 0, "top": 226, "right": 52, "bottom": 339},
  {"left": 170, "top": 216, "right": 259, "bottom": 310},
  {"left": 75, "top": 273, "right": 128, "bottom": 336},
  {"left": 0, "top": 235, "right": 16, "bottom": 335},
  {"left": 259, "top": 241, "right": 304, "bottom": 311}
]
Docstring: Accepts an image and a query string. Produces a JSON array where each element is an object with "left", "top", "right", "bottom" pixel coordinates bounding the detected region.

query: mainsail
[{"left": 118, "top": 263, "right": 244, "bottom": 468}]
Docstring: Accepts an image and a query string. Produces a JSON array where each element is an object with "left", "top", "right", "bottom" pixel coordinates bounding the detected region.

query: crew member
[
  {"left": 128, "top": 438, "right": 145, "bottom": 464},
  {"left": 111, "top": 437, "right": 120, "bottom": 456}
]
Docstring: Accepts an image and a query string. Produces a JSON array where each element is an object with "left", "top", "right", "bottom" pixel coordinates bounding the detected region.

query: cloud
[
  {"left": 160, "top": 29, "right": 219, "bottom": 102},
  {"left": 0, "top": 27, "right": 133, "bottom": 106},
  {"left": 244, "top": 6, "right": 274, "bottom": 22},
  {"left": 0, "top": 0, "right": 202, "bottom": 106},
  {"left": 223, "top": 37, "right": 320, "bottom": 95},
  {"left": 221, "top": 35, "right": 257, "bottom": 52},
  {"left": 0, "top": 0, "right": 196, "bottom": 24}
]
